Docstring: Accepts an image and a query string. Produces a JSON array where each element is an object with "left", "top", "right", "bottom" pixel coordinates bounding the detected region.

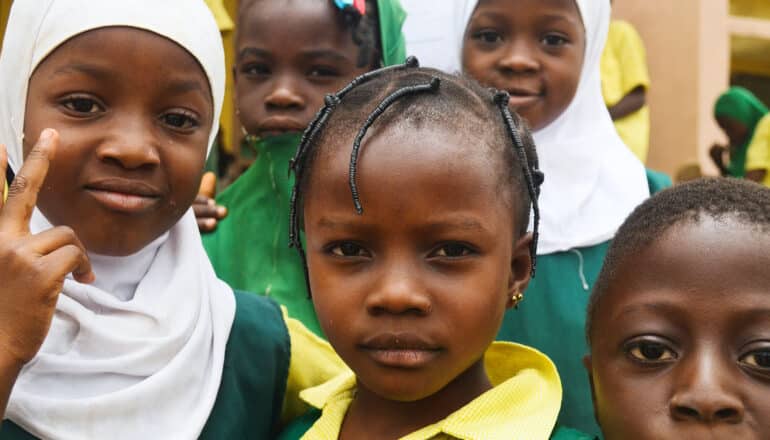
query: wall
[{"left": 612, "top": 0, "right": 730, "bottom": 176}]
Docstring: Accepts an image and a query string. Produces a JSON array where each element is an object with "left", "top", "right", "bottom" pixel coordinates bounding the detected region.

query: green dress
[
  {"left": 202, "top": 0, "right": 408, "bottom": 337},
  {"left": 0, "top": 292, "right": 291, "bottom": 440},
  {"left": 714, "top": 86, "right": 769, "bottom": 178},
  {"left": 497, "top": 171, "right": 671, "bottom": 437}
]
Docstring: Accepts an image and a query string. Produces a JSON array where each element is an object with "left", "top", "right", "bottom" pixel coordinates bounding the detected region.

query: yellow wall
[
  {"left": 0, "top": 0, "right": 11, "bottom": 48},
  {"left": 613, "top": 0, "right": 730, "bottom": 176}
]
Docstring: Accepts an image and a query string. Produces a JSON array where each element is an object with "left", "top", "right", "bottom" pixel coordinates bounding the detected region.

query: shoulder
[
  {"left": 276, "top": 409, "right": 321, "bottom": 440},
  {"left": 229, "top": 291, "right": 291, "bottom": 358}
]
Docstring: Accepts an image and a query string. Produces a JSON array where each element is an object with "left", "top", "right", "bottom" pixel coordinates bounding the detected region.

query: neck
[{"left": 340, "top": 359, "right": 492, "bottom": 440}]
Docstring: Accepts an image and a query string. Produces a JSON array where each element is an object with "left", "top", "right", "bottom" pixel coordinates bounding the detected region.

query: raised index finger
[{"left": 0, "top": 129, "right": 57, "bottom": 233}]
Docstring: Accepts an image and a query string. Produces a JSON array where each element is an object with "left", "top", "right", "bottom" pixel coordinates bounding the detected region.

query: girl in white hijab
[
  {"left": 454, "top": 0, "right": 651, "bottom": 436},
  {"left": 0, "top": 1, "right": 342, "bottom": 439}
]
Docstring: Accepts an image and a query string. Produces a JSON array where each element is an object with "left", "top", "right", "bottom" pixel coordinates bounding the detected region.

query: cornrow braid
[{"left": 289, "top": 57, "right": 544, "bottom": 296}]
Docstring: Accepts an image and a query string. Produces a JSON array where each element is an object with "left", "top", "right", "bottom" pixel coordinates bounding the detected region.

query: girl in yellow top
[
  {"left": 278, "top": 62, "right": 589, "bottom": 439},
  {"left": 601, "top": 17, "right": 651, "bottom": 163},
  {"left": 745, "top": 113, "right": 770, "bottom": 187}
]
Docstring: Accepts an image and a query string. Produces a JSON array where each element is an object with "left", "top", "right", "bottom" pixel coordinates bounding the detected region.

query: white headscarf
[
  {"left": 441, "top": 0, "right": 650, "bottom": 254},
  {"left": 0, "top": 1, "right": 236, "bottom": 439}
]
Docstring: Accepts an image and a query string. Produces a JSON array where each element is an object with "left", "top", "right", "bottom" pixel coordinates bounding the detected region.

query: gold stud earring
[{"left": 511, "top": 291, "right": 524, "bottom": 309}]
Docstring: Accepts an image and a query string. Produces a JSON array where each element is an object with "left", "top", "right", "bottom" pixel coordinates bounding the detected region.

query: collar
[{"left": 299, "top": 341, "right": 562, "bottom": 440}]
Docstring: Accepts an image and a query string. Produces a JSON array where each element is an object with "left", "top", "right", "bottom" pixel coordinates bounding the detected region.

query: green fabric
[
  {"left": 377, "top": 0, "right": 407, "bottom": 66},
  {"left": 277, "top": 410, "right": 594, "bottom": 439},
  {"left": 714, "top": 86, "right": 769, "bottom": 178},
  {"left": 202, "top": 9, "right": 407, "bottom": 336},
  {"left": 497, "top": 241, "right": 610, "bottom": 437},
  {"left": 203, "top": 133, "right": 323, "bottom": 335},
  {"left": 645, "top": 168, "right": 672, "bottom": 195},
  {"left": 0, "top": 291, "right": 291, "bottom": 440}
]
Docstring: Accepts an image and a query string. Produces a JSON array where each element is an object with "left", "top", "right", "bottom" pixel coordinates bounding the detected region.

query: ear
[{"left": 506, "top": 232, "right": 533, "bottom": 309}]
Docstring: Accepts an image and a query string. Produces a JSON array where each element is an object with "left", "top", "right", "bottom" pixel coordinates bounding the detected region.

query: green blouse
[{"left": 0, "top": 291, "right": 291, "bottom": 440}]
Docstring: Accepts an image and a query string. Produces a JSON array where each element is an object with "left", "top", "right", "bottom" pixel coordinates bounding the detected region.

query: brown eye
[
  {"left": 62, "top": 97, "right": 102, "bottom": 114},
  {"left": 330, "top": 242, "right": 370, "bottom": 258},
  {"left": 473, "top": 30, "right": 502, "bottom": 44},
  {"left": 626, "top": 340, "right": 677, "bottom": 363},
  {"left": 741, "top": 351, "right": 770, "bottom": 369},
  {"left": 432, "top": 243, "right": 473, "bottom": 258}
]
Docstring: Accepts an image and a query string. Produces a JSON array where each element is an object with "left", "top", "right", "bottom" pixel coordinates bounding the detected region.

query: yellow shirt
[
  {"left": 601, "top": 20, "right": 651, "bottom": 163},
  {"left": 296, "top": 342, "right": 562, "bottom": 440},
  {"left": 745, "top": 114, "right": 770, "bottom": 187},
  {"left": 282, "top": 309, "right": 349, "bottom": 422}
]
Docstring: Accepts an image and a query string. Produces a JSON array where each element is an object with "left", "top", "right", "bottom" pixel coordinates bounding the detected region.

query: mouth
[
  {"left": 257, "top": 117, "right": 307, "bottom": 137},
  {"left": 359, "top": 333, "right": 443, "bottom": 369},
  {"left": 505, "top": 87, "right": 543, "bottom": 109},
  {"left": 84, "top": 179, "right": 162, "bottom": 214}
]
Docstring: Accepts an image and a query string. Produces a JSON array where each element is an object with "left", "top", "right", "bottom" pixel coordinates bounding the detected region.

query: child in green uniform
[
  {"left": 710, "top": 87, "right": 769, "bottom": 180},
  {"left": 277, "top": 62, "right": 590, "bottom": 439},
  {"left": 457, "top": 0, "right": 651, "bottom": 435},
  {"left": 199, "top": 0, "right": 407, "bottom": 336},
  {"left": 0, "top": 1, "right": 344, "bottom": 438},
  {"left": 585, "top": 178, "right": 770, "bottom": 439}
]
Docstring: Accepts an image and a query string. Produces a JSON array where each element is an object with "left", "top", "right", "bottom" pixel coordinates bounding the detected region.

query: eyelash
[
  {"left": 160, "top": 110, "right": 200, "bottom": 131},
  {"left": 241, "top": 62, "right": 270, "bottom": 77},
  {"left": 60, "top": 95, "right": 105, "bottom": 116},
  {"left": 59, "top": 94, "right": 199, "bottom": 132},
  {"left": 324, "top": 242, "right": 478, "bottom": 260}
]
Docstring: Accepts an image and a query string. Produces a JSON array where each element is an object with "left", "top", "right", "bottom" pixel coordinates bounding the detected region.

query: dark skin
[
  {"left": 585, "top": 218, "right": 770, "bottom": 439},
  {"left": 710, "top": 116, "right": 749, "bottom": 176},
  {"left": 303, "top": 124, "right": 533, "bottom": 439},
  {"left": 0, "top": 27, "right": 213, "bottom": 419},
  {"left": 607, "top": 85, "right": 646, "bottom": 120},
  {"left": 461, "top": 0, "right": 586, "bottom": 130},
  {"left": 195, "top": 0, "right": 373, "bottom": 232}
]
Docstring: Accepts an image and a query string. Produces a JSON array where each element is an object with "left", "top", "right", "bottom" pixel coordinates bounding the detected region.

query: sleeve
[
  {"left": 746, "top": 115, "right": 770, "bottom": 172},
  {"left": 281, "top": 308, "right": 348, "bottom": 424},
  {"left": 615, "top": 22, "right": 651, "bottom": 95}
]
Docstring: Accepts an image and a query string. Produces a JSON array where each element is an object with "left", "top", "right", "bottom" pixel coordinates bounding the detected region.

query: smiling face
[
  {"left": 235, "top": 0, "right": 373, "bottom": 138},
  {"left": 461, "top": 0, "right": 585, "bottom": 130},
  {"left": 303, "top": 123, "right": 532, "bottom": 402},
  {"left": 24, "top": 27, "right": 213, "bottom": 256},
  {"left": 587, "top": 217, "right": 770, "bottom": 440}
]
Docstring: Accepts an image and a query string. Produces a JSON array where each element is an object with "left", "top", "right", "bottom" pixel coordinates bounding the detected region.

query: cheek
[{"left": 165, "top": 145, "right": 208, "bottom": 206}]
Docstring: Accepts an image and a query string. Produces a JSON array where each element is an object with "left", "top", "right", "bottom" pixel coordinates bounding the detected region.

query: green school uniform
[
  {"left": 0, "top": 292, "right": 291, "bottom": 440},
  {"left": 498, "top": 171, "right": 670, "bottom": 437},
  {"left": 202, "top": 0, "right": 408, "bottom": 337},
  {"left": 714, "top": 86, "right": 769, "bottom": 178}
]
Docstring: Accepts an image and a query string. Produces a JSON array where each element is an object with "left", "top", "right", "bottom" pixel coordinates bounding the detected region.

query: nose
[
  {"left": 669, "top": 353, "right": 745, "bottom": 425},
  {"left": 497, "top": 40, "right": 540, "bottom": 75},
  {"left": 365, "top": 261, "right": 431, "bottom": 317},
  {"left": 97, "top": 117, "right": 161, "bottom": 170},
  {"left": 265, "top": 77, "right": 305, "bottom": 111}
]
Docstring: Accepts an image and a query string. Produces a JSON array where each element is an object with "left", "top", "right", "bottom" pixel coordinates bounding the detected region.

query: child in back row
[
  {"left": 0, "top": 1, "right": 343, "bottom": 438},
  {"left": 586, "top": 178, "right": 770, "bottom": 439},
  {"left": 277, "top": 61, "right": 589, "bottom": 439},
  {"left": 455, "top": 0, "right": 650, "bottom": 434},
  {"left": 201, "top": 0, "right": 407, "bottom": 336}
]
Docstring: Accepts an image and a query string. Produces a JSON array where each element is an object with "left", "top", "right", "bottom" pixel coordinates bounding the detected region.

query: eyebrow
[
  {"left": 315, "top": 216, "right": 490, "bottom": 233},
  {"left": 237, "top": 47, "right": 270, "bottom": 62},
  {"left": 52, "top": 62, "right": 112, "bottom": 80},
  {"left": 164, "top": 78, "right": 207, "bottom": 97},
  {"left": 300, "top": 49, "right": 351, "bottom": 64}
]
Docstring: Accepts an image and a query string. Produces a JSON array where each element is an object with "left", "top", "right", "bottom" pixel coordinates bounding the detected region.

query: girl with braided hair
[
  {"left": 199, "top": 0, "right": 407, "bottom": 336},
  {"left": 276, "top": 59, "right": 590, "bottom": 439}
]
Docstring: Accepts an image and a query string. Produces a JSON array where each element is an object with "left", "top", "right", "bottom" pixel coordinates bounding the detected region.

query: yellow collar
[{"left": 299, "top": 342, "right": 562, "bottom": 440}]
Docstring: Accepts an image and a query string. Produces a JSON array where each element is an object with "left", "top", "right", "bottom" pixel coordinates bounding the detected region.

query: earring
[{"left": 511, "top": 291, "right": 524, "bottom": 309}]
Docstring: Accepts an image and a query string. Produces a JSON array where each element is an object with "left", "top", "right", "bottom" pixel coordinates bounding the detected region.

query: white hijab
[
  {"left": 419, "top": 0, "right": 649, "bottom": 254},
  {"left": 0, "top": 1, "right": 236, "bottom": 439}
]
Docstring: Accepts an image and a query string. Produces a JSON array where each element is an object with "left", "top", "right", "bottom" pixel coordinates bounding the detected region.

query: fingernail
[
  {"left": 40, "top": 128, "right": 55, "bottom": 142},
  {"left": 217, "top": 207, "right": 227, "bottom": 216},
  {"left": 206, "top": 219, "right": 216, "bottom": 228}
]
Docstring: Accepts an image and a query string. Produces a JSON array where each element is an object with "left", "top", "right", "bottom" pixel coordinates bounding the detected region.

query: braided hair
[
  {"left": 336, "top": 0, "right": 382, "bottom": 68},
  {"left": 288, "top": 57, "right": 545, "bottom": 295}
]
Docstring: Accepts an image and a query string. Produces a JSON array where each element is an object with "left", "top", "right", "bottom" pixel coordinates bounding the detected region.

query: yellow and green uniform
[
  {"left": 714, "top": 87, "right": 769, "bottom": 178},
  {"left": 601, "top": 20, "right": 650, "bottom": 163},
  {"left": 202, "top": 0, "right": 407, "bottom": 337},
  {"left": 279, "top": 342, "right": 592, "bottom": 440},
  {"left": 746, "top": 114, "right": 770, "bottom": 187},
  {"left": 0, "top": 292, "right": 347, "bottom": 439}
]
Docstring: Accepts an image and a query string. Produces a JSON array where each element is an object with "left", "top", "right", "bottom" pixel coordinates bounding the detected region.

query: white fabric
[
  {"left": 0, "top": 1, "right": 236, "bottom": 439},
  {"left": 445, "top": 0, "right": 649, "bottom": 254}
]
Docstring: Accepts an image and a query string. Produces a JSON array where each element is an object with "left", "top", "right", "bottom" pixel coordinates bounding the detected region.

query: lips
[
  {"left": 505, "top": 87, "right": 543, "bottom": 109},
  {"left": 257, "top": 117, "right": 307, "bottom": 137},
  {"left": 84, "top": 179, "right": 162, "bottom": 214},
  {"left": 359, "top": 333, "right": 443, "bottom": 369}
]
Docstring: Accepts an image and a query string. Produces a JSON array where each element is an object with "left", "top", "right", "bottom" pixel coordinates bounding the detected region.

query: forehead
[
  {"left": 598, "top": 217, "right": 770, "bottom": 331},
  {"left": 305, "top": 123, "right": 515, "bottom": 227},
  {"left": 474, "top": 0, "right": 583, "bottom": 24},
  {"left": 238, "top": 0, "right": 354, "bottom": 50},
  {"left": 31, "top": 27, "right": 211, "bottom": 100}
]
